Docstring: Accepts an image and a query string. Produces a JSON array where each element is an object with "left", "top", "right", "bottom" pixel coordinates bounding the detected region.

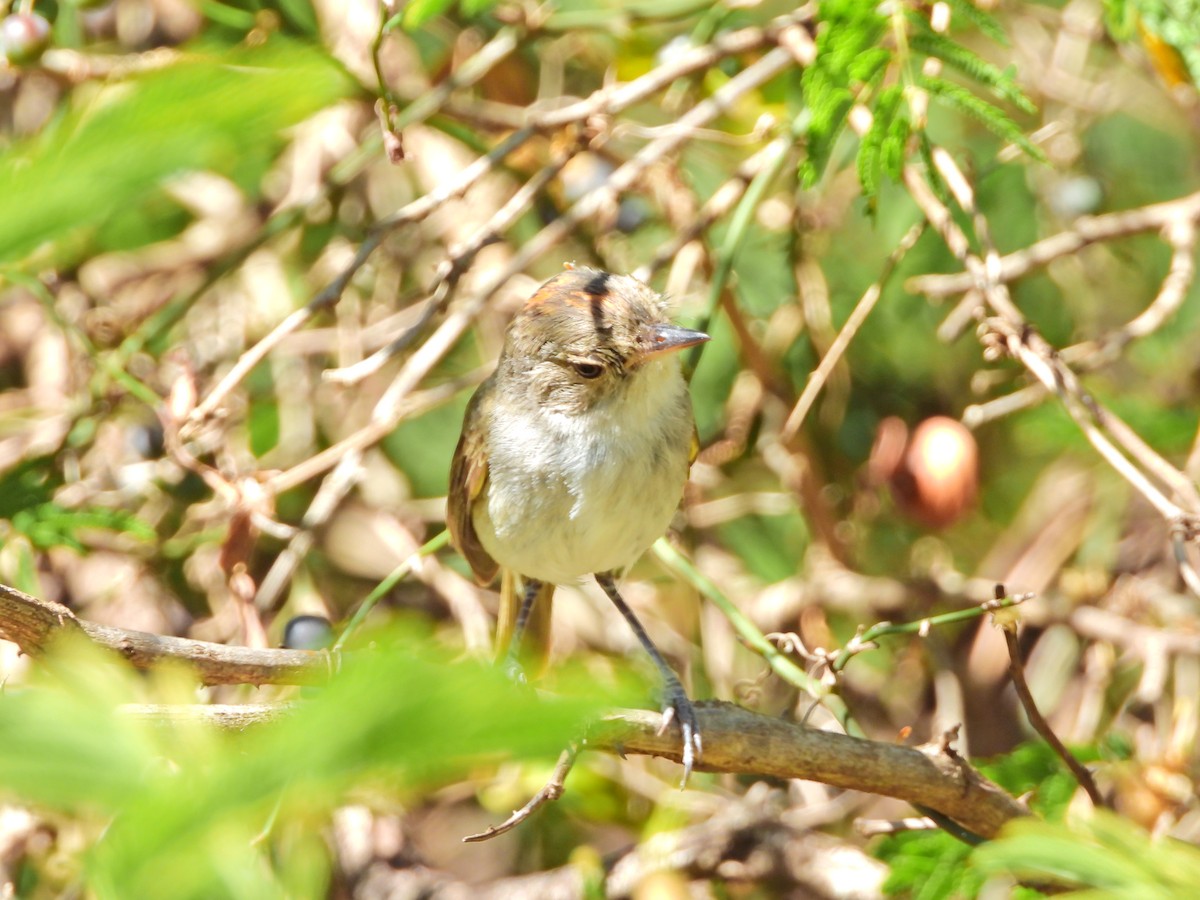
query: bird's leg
[
  {"left": 502, "top": 576, "right": 543, "bottom": 682},
  {"left": 595, "top": 572, "right": 701, "bottom": 787}
]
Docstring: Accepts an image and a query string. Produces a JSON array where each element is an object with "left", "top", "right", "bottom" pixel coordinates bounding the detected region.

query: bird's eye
[{"left": 573, "top": 361, "right": 604, "bottom": 379}]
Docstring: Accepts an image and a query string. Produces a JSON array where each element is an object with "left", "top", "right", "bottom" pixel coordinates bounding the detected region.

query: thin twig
[
  {"left": 633, "top": 136, "right": 790, "bottom": 283},
  {"left": 265, "top": 373, "right": 482, "bottom": 496},
  {"left": 185, "top": 231, "right": 383, "bottom": 429},
  {"left": 186, "top": 122, "right": 535, "bottom": 431},
  {"left": 333, "top": 531, "right": 450, "bottom": 652},
  {"left": 685, "top": 130, "right": 794, "bottom": 376},
  {"left": 855, "top": 816, "right": 940, "bottom": 837},
  {"left": 903, "top": 161, "right": 1200, "bottom": 560},
  {"left": 393, "top": 28, "right": 521, "bottom": 134},
  {"left": 528, "top": 9, "right": 814, "bottom": 130},
  {"left": 962, "top": 215, "right": 1198, "bottom": 423},
  {"left": 781, "top": 221, "right": 926, "bottom": 442},
  {"left": 651, "top": 538, "right": 859, "bottom": 736},
  {"left": 907, "top": 187, "right": 1200, "bottom": 299},
  {"left": 1002, "top": 624, "right": 1106, "bottom": 809},
  {"left": 830, "top": 591, "right": 1034, "bottom": 673},
  {"left": 253, "top": 447, "right": 365, "bottom": 611},
  {"left": 324, "top": 138, "right": 581, "bottom": 386},
  {"left": 462, "top": 746, "right": 578, "bottom": 843}
]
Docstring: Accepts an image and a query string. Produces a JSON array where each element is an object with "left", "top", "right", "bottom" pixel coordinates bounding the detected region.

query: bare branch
[
  {"left": 528, "top": 9, "right": 814, "bottom": 130},
  {"left": 1002, "top": 624, "right": 1105, "bottom": 809},
  {"left": 902, "top": 161, "right": 1200, "bottom": 560},
  {"left": 0, "top": 583, "right": 327, "bottom": 686},
  {"left": 462, "top": 747, "right": 577, "bottom": 843},
  {"left": 121, "top": 699, "right": 1026, "bottom": 840},
  {"left": 907, "top": 187, "right": 1200, "bottom": 299},
  {"left": 781, "top": 222, "right": 926, "bottom": 442},
  {"left": 3, "top": 565, "right": 1024, "bottom": 841}
]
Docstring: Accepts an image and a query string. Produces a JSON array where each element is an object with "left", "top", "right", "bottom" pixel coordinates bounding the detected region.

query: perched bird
[{"left": 447, "top": 266, "right": 708, "bottom": 782}]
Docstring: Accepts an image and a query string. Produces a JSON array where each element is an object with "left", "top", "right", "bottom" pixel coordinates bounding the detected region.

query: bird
[{"left": 447, "top": 266, "right": 709, "bottom": 783}]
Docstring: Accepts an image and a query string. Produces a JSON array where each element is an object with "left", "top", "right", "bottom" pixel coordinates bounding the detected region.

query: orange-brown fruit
[{"left": 871, "top": 416, "right": 979, "bottom": 529}]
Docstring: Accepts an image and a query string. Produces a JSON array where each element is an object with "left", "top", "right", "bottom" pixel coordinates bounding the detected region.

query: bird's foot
[{"left": 658, "top": 676, "right": 702, "bottom": 788}]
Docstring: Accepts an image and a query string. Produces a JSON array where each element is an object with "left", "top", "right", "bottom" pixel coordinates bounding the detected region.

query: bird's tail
[{"left": 495, "top": 568, "right": 555, "bottom": 675}]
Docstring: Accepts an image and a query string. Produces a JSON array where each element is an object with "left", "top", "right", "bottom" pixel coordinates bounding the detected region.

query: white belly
[{"left": 474, "top": 368, "right": 692, "bottom": 584}]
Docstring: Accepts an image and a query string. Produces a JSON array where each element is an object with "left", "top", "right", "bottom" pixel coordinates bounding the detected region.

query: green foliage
[
  {"left": 0, "top": 628, "right": 606, "bottom": 898},
  {"left": 394, "top": 0, "right": 501, "bottom": 31},
  {"left": 906, "top": 15, "right": 1033, "bottom": 114},
  {"left": 0, "top": 41, "right": 353, "bottom": 268},
  {"left": 981, "top": 742, "right": 1085, "bottom": 819},
  {"left": 798, "top": 0, "right": 889, "bottom": 188},
  {"left": 0, "top": 458, "right": 154, "bottom": 553},
  {"left": 799, "top": 0, "right": 1038, "bottom": 196},
  {"left": 919, "top": 75, "right": 1042, "bottom": 163},
  {"left": 879, "top": 830, "right": 980, "bottom": 899},
  {"left": 876, "top": 743, "right": 1091, "bottom": 898},
  {"left": 1112, "top": 0, "right": 1200, "bottom": 85},
  {"left": 974, "top": 812, "right": 1200, "bottom": 894},
  {"left": 246, "top": 365, "right": 282, "bottom": 459},
  {"left": 858, "top": 83, "right": 907, "bottom": 197}
]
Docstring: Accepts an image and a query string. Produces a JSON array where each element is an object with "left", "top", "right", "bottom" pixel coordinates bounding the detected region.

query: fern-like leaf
[
  {"left": 858, "top": 84, "right": 904, "bottom": 196},
  {"left": 920, "top": 75, "right": 1045, "bottom": 161},
  {"left": 944, "top": 0, "right": 1010, "bottom": 45},
  {"left": 908, "top": 25, "right": 1035, "bottom": 113}
]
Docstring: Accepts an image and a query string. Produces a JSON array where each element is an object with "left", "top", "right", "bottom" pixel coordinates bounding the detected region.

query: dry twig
[
  {"left": 462, "top": 747, "right": 578, "bottom": 843},
  {"left": 902, "top": 155, "right": 1200, "bottom": 596},
  {"left": 1002, "top": 623, "right": 1105, "bottom": 808}
]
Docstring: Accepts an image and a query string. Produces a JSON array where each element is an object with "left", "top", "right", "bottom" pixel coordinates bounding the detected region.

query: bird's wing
[{"left": 447, "top": 392, "right": 499, "bottom": 585}]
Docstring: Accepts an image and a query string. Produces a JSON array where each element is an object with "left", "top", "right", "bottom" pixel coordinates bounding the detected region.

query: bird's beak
[{"left": 637, "top": 323, "right": 710, "bottom": 363}]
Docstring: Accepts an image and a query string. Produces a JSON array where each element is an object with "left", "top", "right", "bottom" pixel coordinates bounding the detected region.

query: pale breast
[{"left": 474, "top": 365, "right": 693, "bottom": 584}]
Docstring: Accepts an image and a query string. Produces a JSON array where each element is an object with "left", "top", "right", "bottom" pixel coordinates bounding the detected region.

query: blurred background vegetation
[{"left": 2, "top": 0, "right": 1200, "bottom": 896}]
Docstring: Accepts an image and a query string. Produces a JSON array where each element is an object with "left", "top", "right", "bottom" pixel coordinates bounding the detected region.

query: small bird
[{"left": 447, "top": 266, "right": 708, "bottom": 783}]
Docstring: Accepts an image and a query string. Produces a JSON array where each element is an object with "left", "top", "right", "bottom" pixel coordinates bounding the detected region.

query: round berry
[
  {"left": 1, "top": 13, "right": 51, "bottom": 66},
  {"left": 283, "top": 615, "right": 335, "bottom": 651}
]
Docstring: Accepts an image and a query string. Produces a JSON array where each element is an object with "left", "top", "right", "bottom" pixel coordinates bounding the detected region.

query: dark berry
[{"left": 282, "top": 615, "right": 335, "bottom": 651}]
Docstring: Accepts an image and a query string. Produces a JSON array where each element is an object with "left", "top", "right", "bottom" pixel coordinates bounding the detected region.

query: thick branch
[
  {"left": 591, "top": 703, "right": 1026, "bottom": 839},
  {"left": 0, "top": 583, "right": 326, "bottom": 685},
  {"left": 5, "top": 582, "right": 1024, "bottom": 836},
  {"left": 123, "top": 698, "right": 1027, "bottom": 839}
]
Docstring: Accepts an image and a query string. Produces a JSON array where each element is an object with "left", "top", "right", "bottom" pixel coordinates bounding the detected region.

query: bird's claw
[{"left": 660, "top": 677, "right": 702, "bottom": 789}]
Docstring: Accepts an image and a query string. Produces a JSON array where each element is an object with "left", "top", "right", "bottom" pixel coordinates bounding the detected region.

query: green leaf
[
  {"left": 973, "top": 812, "right": 1200, "bottom": 891},
  {"left": 920, "top": 75, "right": 1045, "bottom": 162},
  {"left": 462, "top": 0, "right": 500, "bottom": 15},
  {"left": 276, "top": 0, "right": 319, "bottom": 33},
  {"left": 882, "top": 103, "right": 912, "bottom": 180},
  {"left": 877, "top": 829, "right": 979, "bottom": 899},
  {"left": 248, "top": 400, "right": 281, "bottom": 459},
  {"left": 798, "top": 0, "right": 888, "bottom": 185},
  {"left": 0, "top": 41, "right": 353, "bottom": 266},
  {"left": 403, "top": 0, "right": 457, "bottom": 29},
  {"left": 858, "top": 84, "right": 905, "bottom": 195},
  {"left": 0, "top": 626, "right": 609, "bottom": 898},
  {"left": 944, "top": 0, "right": 1010, "bottom": 45},
  {"left": 908, "top": 26, "right": 1036, "bottom": 113},
  {"left": 195, "top": 1, "right": 259, "bottom": 31},
  {"left": 0, "top": 456, "right": 59, "bottom": 519},
  {"left": 10, "top": 503, "right": 155, "bottom": 551}
]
